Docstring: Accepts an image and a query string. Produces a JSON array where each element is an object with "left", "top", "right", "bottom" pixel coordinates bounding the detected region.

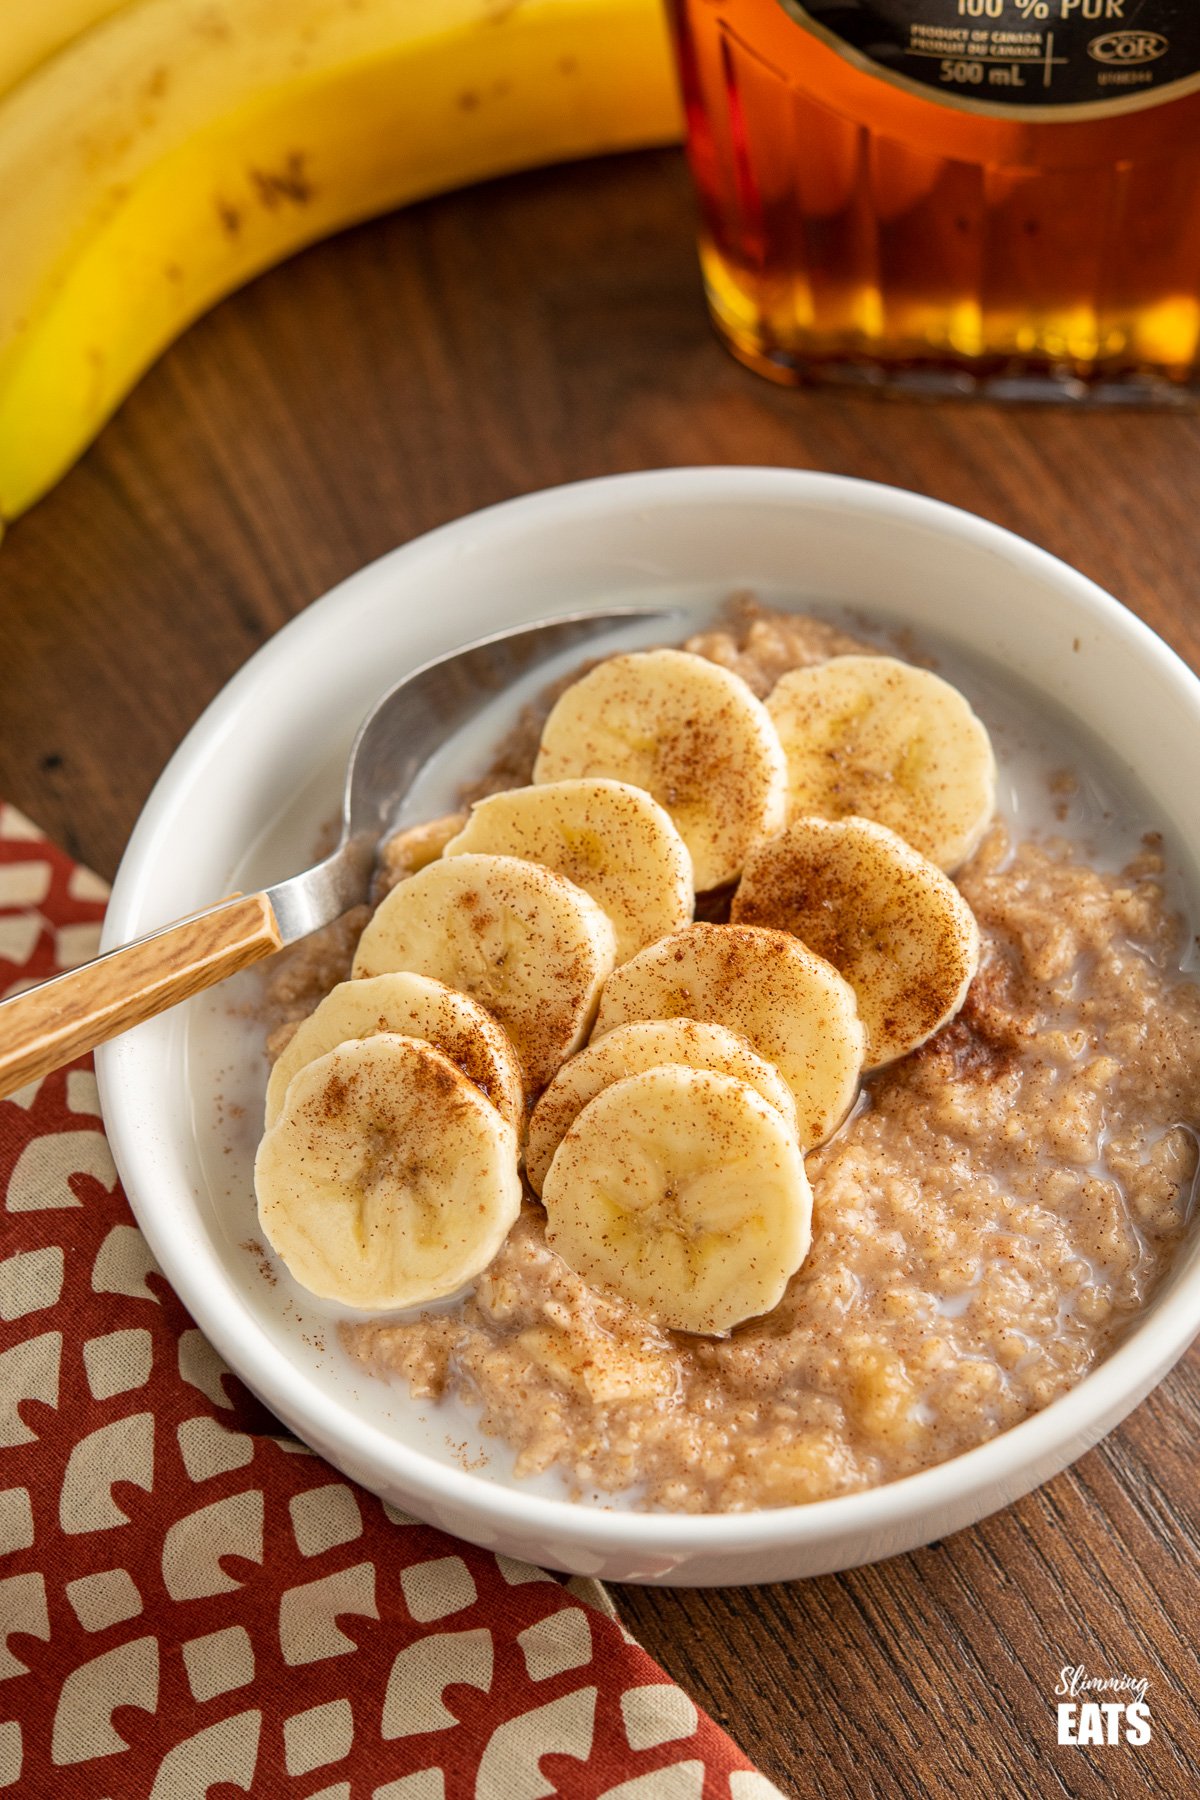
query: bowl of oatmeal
[{"left": 97, "top": 469, "right": 1200, "bottom": 1585}]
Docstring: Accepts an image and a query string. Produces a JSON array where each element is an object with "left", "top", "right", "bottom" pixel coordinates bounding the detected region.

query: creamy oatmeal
[{"left": 266, "top": 602, "right": 1200, "bottom": 1512}]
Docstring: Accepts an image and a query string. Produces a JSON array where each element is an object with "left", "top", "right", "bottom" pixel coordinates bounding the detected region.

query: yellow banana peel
[
  {"left": 0, "top": 0, "right": 682, "bottom": 527},
  {"left": 0, "top": 0, "right": 131, "bottom": 96}
]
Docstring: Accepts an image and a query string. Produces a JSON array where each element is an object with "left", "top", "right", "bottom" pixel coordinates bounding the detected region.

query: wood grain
[
  {"left": 0, "top": 148, "right": 1197, "bottom": 1796},
  {"left": 0, "top": 892, "right": 282, "bottom": 1097}
]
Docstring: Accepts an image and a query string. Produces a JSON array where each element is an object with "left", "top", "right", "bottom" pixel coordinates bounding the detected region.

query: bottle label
[{"left": 779, "top": 1, "right": 1200, "bottom": 116}]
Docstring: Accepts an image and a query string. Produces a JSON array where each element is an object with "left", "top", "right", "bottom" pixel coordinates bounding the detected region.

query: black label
[{"left": 781, "top": 0, "right": 1200, "bottom": 112}]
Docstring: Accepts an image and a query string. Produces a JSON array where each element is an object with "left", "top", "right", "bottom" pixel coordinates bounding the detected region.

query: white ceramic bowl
[{"left": 98, "top": 469, "right": 1200, "bottom": 1586}]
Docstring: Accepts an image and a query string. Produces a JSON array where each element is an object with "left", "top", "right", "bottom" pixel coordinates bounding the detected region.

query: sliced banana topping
[
  {"left": 255, "top": 1034, "right": 521, "bottom": 1311},
  {"left": 264, "top": 971, "right": 524, "bottom": 1131},
  {"left": 532, "top": 648, "right": 788, "bottom": 891},
  {"left": 593, "top": 921, "right": 865, "bottom": 1148},
  {"left": 766, "top": 653, "right": 996, "bottom": 872},
  {"left": 378, "top": 812, "right": 468, "bottom": 887},
  {"left": 351, "top": 853, "right": 616, "bottom": 1091},
  {"left": 443, "top": 778, "right": 693, "bottom": 964},
  {"left": 525, "top": 1017, "right": 799, "bottom": 1196},
  {"left": 542, "top": 1065, "right": 812, "bottom": 1337},
  {"left": 733, "top": 815, "right": 980, "bottom": 1070}
]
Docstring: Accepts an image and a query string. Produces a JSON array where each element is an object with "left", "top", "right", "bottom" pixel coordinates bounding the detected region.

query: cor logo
[
  {"left": 1088, "top": 30, "right": 1169, "bottom": 66},
  {"left": 1056, "top": 1664, "right": 1151, "bottom": 1746}
]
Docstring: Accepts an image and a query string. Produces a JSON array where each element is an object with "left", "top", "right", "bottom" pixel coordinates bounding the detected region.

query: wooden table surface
[{"left": 2, "top": 148, "right": 1198, "bottom": 1798}]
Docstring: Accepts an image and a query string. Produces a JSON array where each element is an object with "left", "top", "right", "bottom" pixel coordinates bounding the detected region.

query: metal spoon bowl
[{"left": 0, "top": 607, "right": 678, "bottom": 1097}]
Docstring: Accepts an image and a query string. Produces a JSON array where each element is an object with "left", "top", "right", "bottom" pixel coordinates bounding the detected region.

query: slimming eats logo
[{"left": 1056, "top": 1665, "right": 1151, "bottom": 1746}]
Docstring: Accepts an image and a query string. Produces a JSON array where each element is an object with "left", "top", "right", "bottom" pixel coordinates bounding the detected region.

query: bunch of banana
[
  {"left": 0, "top": 0, "right": 682, "bottom": 528},
  {"left": 256, "top": 645, "right": 996, "bottom": 1338}
]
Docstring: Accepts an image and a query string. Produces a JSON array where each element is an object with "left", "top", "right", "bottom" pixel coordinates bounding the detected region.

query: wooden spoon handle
[{"left": 0, "top": 892, "right": 283, "bottom": 1098}]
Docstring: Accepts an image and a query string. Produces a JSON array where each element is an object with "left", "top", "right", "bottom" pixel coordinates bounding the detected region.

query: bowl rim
[{"left": 98, "top": 465, "right": 1200, "bottom": 1552}]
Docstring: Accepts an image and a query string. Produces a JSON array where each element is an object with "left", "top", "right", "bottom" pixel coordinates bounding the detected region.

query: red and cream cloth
[{"left": 0, "top": 803, "right": 787, "bottom": 1800}]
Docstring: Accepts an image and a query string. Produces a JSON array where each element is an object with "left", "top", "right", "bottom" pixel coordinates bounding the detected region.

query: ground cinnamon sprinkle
[
  {"left": 241, "top": 1238, "right": 276, "bottom": 1287},
  {"left": 266, "top": 600, "right": 1200, "bottom": 1511},
  {"left": 731, "top": 819, "right": 976, "bottom": 1058}
]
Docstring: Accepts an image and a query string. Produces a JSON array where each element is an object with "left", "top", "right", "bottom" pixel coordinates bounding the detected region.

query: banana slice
[
  {"left": 255, "top": 1034, "right": 521, "bottom": 1311},
  {"left": 525, "top": 1017, "right": 799, "bottom": 1196},
  {"left": 733, "top": 815, "right": 980, "bottom": 1070},
  {"left": 593, "top": 922, "right": 865, "bottom": 1148},
  {"left": 351, "top": 853, "right": 617, "bottom": 1090},
  {"left": 766, "top": 654, "right": 996, "bottom": 872},
  {"left": 532, "top": 648, "right": 788, "bottom": 891},
  {"left": 542, "top": 1065, "right": 812, "bottom": 1336},
  {"left": 443, "top": 778, "right": 693, "bottom": 964},
  {"left": 264, "top": 972, "right": 524, "bottom": 1131},
  {"left": 378, "top": 812, "right": 467, "bottom": 887}
]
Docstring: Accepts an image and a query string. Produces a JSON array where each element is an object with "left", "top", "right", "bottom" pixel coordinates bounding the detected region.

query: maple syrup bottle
[{"left": 666, "top": 0, "right": 1200, "bottom": 398}]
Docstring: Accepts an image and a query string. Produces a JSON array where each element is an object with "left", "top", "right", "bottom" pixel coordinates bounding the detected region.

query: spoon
[{"left": 0, "top": 607, "right": 679, "bottom": 1099}]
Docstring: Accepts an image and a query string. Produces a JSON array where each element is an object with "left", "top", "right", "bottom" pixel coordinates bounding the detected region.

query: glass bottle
[{"left": 666, "top": 0, "right": 1200, "bottom": 399}]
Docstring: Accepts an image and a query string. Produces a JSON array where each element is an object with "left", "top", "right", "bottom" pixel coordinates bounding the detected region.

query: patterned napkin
[{"left": 0, "top": 803, "right": 787, "bottom": 1799}]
